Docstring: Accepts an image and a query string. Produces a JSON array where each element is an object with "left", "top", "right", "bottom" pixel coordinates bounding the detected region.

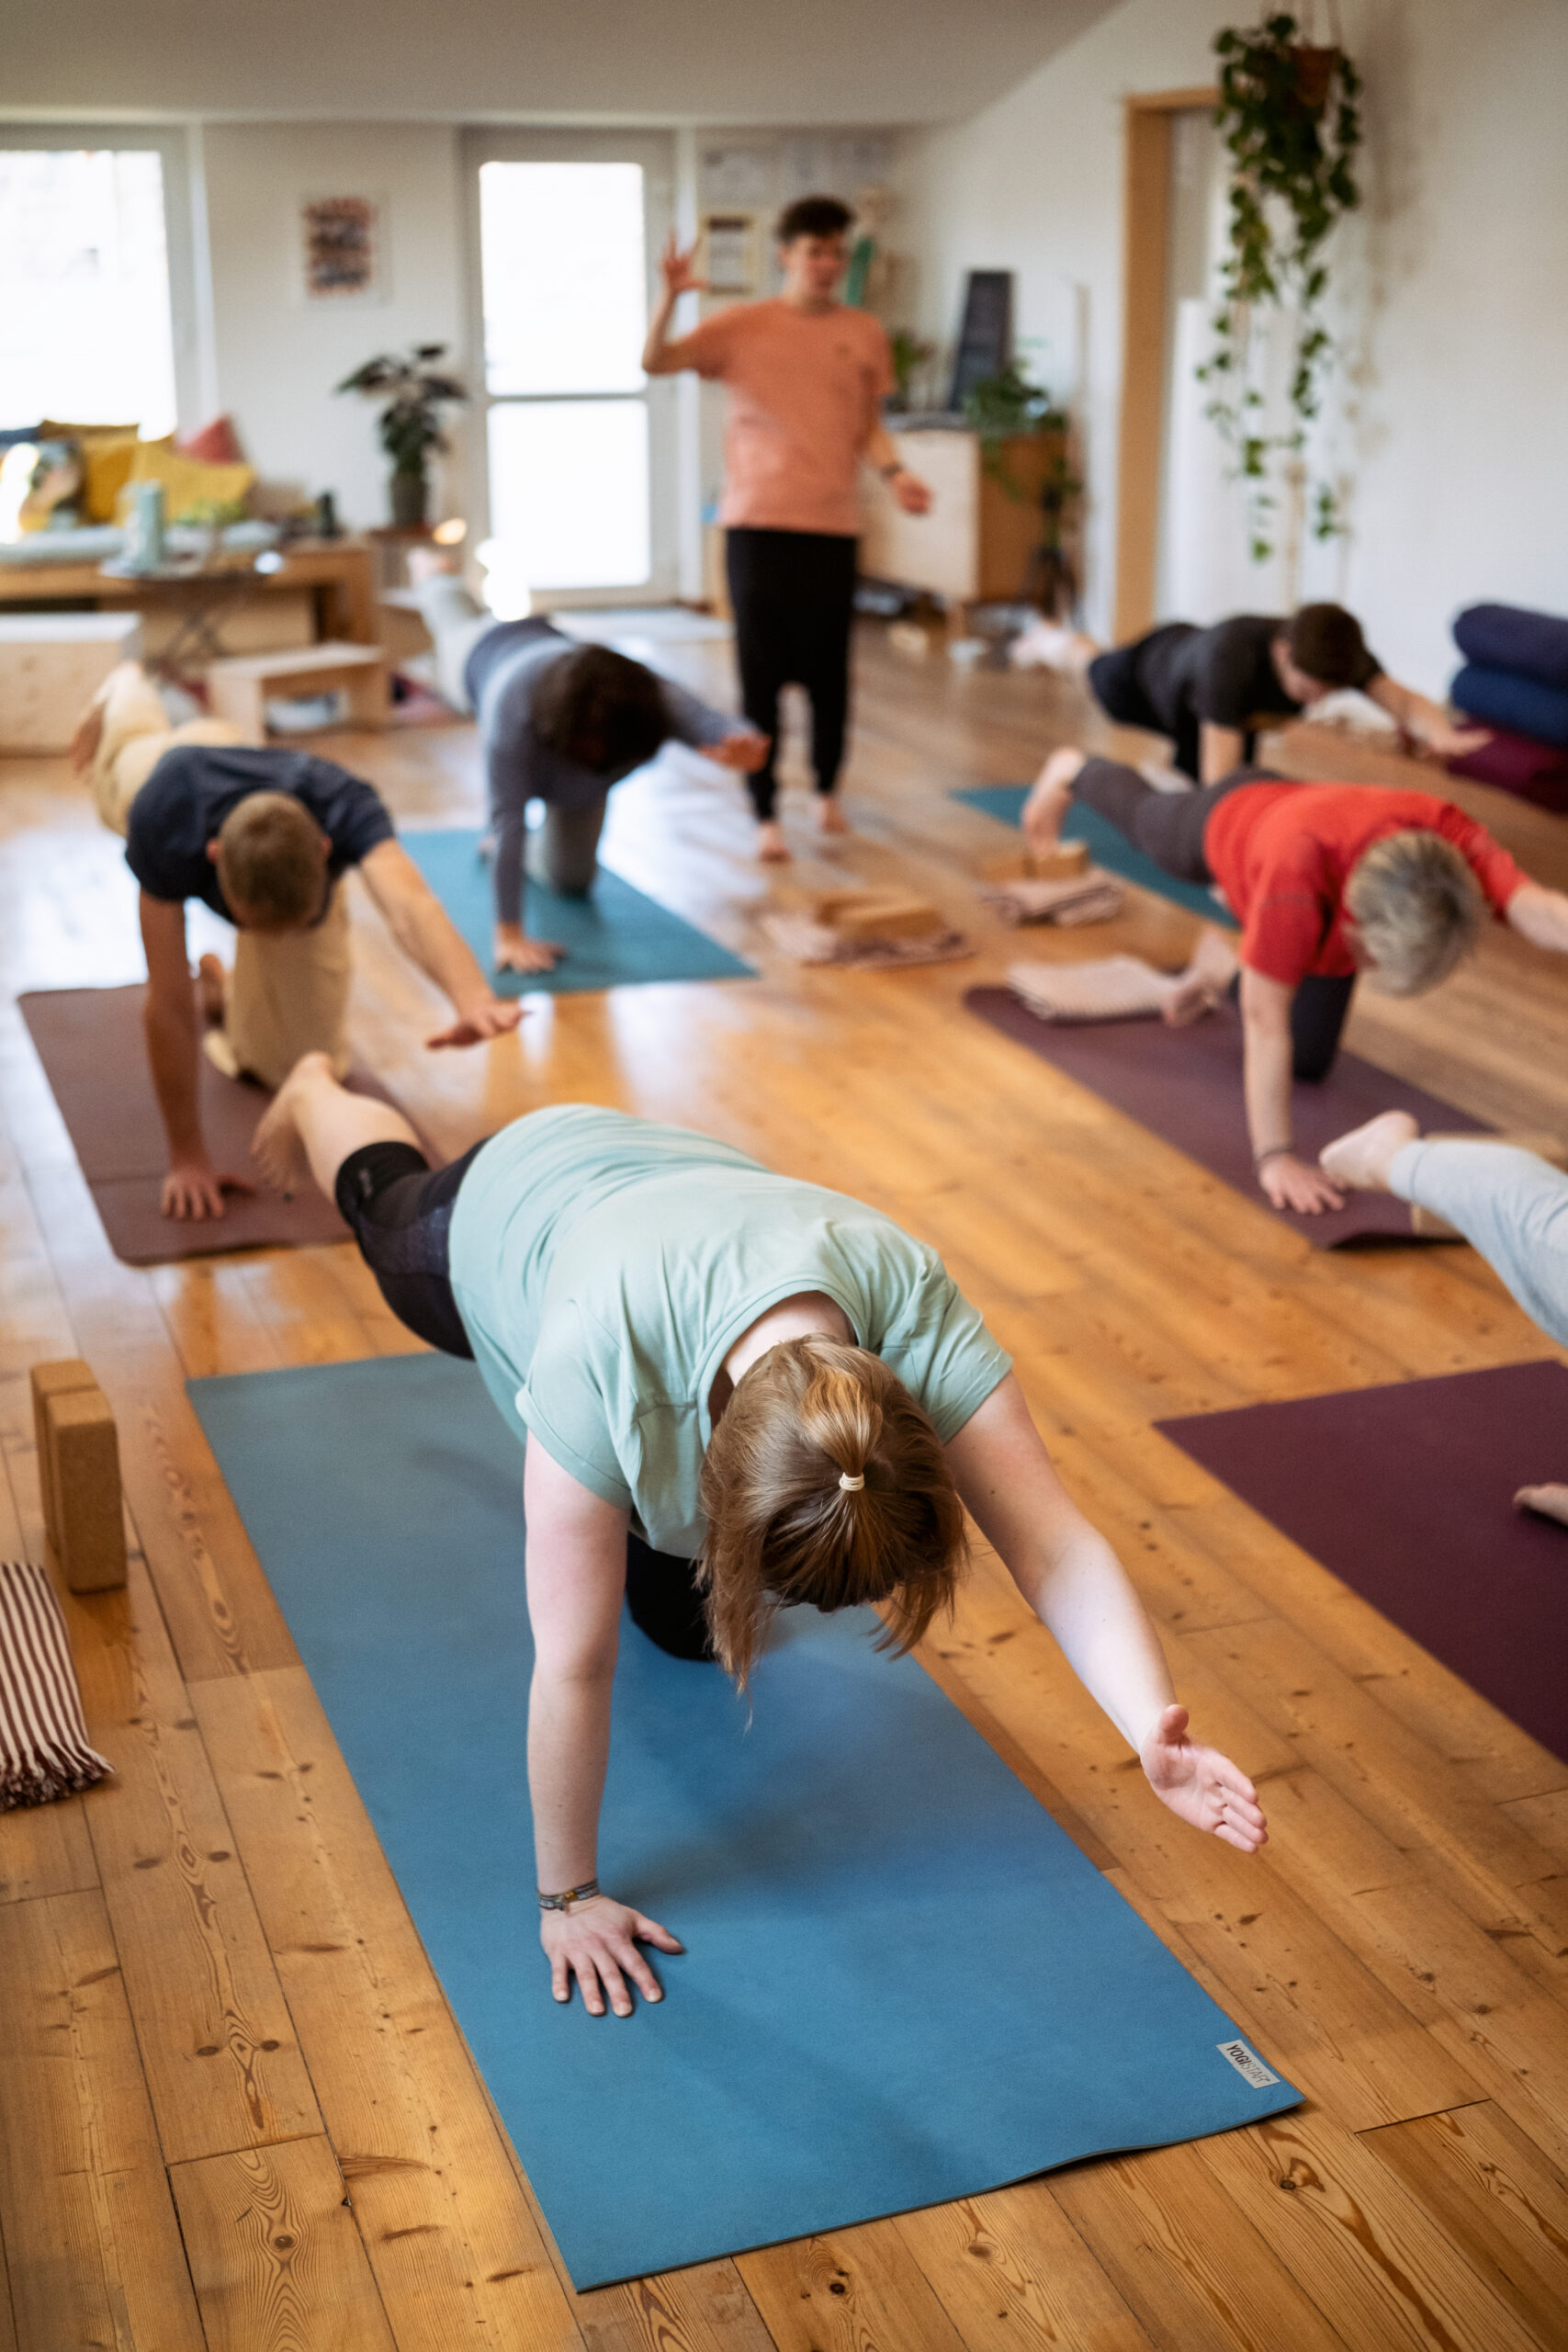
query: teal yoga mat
[
  {"left": 953, "top": 784, "right": 1239, "bottom": 927},
  {"left": 189, "top": 1352, "right": 1299, "bottom": 2288},
  {"left": 403, "top": 827, "right": 755, "bottom": 993}
]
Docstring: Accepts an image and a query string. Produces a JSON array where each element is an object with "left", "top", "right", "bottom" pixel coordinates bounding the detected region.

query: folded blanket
[
  {"left": 764, "top": 914, "right": 974, "bottom": 969},
  {"left": 1453, "top": 603, "right": 1568, "bottom": 692},
  {"left": 1008, "top": 955, "right": 1184, "bottom": 1023},
  {"left": 980, "top": 870, "right": 1126, "bottom": 927},
  {"left": 1, "top": 1558, "right": 111, "bottom": 1809},
  {"left": 1450, "top": 663, "right": 1568, "bottom": 750}
]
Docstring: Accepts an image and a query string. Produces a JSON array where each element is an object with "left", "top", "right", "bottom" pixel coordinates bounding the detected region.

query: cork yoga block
[
  {"left": 981, "top": 841, "right": 1091, "bottom": 885},
  {"left": 28, "top": 1359, "right": 128, "bottom": 1592},
  {"left": 1408, "top": 1131, "right": 1568, "bottom": 1239},
  {"left": 807, "top": 889, "right": 945, "bottom": 943}
]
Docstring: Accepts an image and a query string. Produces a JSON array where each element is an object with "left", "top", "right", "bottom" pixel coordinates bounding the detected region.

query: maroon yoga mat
[
  {"left": 19, "top": 983, "right": 411, "bottom": 1267},
  {"left": 965, "top": 986, "right": 1489, "bottom": 1248},
  {"left": 1157, "top": 1361, "right": 1568, "bottom": 1764}
]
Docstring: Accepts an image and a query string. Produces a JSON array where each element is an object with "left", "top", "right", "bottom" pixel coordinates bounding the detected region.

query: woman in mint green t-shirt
[{"left": 256, "top": 1061, "right": 1269, "bottom": 2019}]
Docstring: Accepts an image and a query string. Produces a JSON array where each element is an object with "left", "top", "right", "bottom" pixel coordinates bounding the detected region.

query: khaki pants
[{"left": 94, "top": 662, "right": 353, "bottom": 1088}]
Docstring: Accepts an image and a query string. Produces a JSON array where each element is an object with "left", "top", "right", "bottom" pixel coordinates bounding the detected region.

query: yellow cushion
[
  {"left": 127, "top": 441, "right": 254, "bottom": 522},
  {"left": 37, "top": 425, "right": 178, "bottom": 523}
]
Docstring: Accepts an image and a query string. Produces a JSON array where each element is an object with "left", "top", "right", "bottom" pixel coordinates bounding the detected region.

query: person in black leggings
[{"left": 333, "top": 1135, "right": 715, "bottom": 1661}]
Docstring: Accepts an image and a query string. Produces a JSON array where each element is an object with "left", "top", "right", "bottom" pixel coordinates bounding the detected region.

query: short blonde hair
[
  {"left": 1343, "top": 829, "right": 1485, "bottom": 996},
  {"left": 698, "top": 1336, "right": 968, "bottom": 1685},
  {"left": 215, "top": 792, "right": 327, "bottom": 927}
]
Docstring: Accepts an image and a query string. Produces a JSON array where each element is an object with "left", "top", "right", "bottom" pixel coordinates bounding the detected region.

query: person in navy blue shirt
[{"left": 74, "top": 661, "right": 520, "bottom": 1222}]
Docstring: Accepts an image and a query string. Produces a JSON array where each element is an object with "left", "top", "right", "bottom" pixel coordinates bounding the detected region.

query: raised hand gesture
[
  {"left": 1139, "top": 1703, "right": 1268, "bottom": 1852},
  {"left": 660, "top": 231, "right": 705, "bottom": 300}
]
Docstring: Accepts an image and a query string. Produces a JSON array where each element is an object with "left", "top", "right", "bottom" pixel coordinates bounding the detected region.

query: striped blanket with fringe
[{"left": 0, "top": 1558, "right": 111, "bottom": 1808}]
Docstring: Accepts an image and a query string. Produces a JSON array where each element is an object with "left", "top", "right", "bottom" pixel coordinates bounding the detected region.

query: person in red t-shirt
[
  {"left": 1021, "top": 748, "right": 1568, "bottom": 1214},
  {"left": 644, "top": 194, "right": 931, "bottom": 863}
]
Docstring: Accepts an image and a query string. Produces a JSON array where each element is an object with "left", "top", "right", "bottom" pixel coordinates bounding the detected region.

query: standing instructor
[{"left": 644, "top": 195, "right": 931, "bottom": 862}]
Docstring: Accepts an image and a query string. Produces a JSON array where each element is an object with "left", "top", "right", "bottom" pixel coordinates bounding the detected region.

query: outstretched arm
[
  {"left": 642, "top": 232, "right": 705, "bottom": 376},
  {"left": 1506, "top": 880, "right": 1568, "bottom": 954},
  {"left": 356, "top": 839, "right": 525, "bottom": 1044},
  {"left": 1365, "top": 673, "right": 1488, "bottom": 758},
  {"left": 945, "top": 1375, "right": 1266, "bottom": 1852},
  {"left": 524, "top": 1440, "right": 683, "bottom": 2014},
  {"left": 140, "top": 891, "right": 254, "bottom": 1221},
  {"left": 1239, "top": 966, "right": 1345, "bottom": 1214}
]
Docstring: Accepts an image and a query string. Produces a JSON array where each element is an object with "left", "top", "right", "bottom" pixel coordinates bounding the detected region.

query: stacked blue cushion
[{"left": 1451, "top": 604, "right": 1568, "bottom": 748}]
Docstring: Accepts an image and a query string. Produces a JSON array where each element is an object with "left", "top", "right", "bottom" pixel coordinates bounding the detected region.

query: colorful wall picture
[{"left": 300, "top": 196, "right": 384, "bottom": 301}]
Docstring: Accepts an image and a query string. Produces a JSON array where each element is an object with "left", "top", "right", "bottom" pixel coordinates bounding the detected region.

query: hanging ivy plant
[{"left": 1198, "top": 11, "right": 1361, "bottom": 561}]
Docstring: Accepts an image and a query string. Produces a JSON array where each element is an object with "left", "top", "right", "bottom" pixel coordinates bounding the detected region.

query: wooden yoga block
[
  {"left": 204, "top": 639, "right": 389, "bottom": 743},
  {"left": 0, "top": 612, "right": 142, "bottom": 753},
  {"left": 1409, "top": 1131, "right": 1568, "bottom": 1239},
  {"left": 807, "top": 888, "right": 943, "bottom": 943},
  {"left": 981, "top": 840, "right": 1091, "bottom": 885},
  {"left": 28, "top": 1358, "right": 128, "bottom": 1592}
]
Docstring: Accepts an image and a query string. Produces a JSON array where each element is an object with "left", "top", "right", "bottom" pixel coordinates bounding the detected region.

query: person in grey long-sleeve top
[{"left": 416, "top": 577, "right": 768, "bottom": 972}]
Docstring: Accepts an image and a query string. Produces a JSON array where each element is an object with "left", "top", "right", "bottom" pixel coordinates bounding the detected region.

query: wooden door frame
[{"left": 1112, "top": 86, "right": 1218, "bottom": 644}]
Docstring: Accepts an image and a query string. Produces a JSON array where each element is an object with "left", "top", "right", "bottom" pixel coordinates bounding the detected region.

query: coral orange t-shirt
[
  {"left": 1201, "top": 782, "right": 1526, "bottom": 985},
  {"left": 669, "top": 299, "right": 894, "bottom": 537}
]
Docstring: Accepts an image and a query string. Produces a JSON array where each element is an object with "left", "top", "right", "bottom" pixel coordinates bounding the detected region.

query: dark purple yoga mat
[
  {"left": 1157, "top": 1361, "right": 1568, "bottom": 1764},
  {"left": 19, "top": 983, "right": 412, "bottom": 1267},
  {"left": 965, "top": 986, "right": 1489, "bottom": 1248}
]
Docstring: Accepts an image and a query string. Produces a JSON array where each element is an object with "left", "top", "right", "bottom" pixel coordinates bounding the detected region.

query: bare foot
[
  {"left": 1021, "top": 746, "right": 1087, "bottom": 852},
  {"left": 1515, "top": 1483, "right": 1568, "bottom": 1528},
  {"left": 197, "top": 953, "right": 228, "bottom": 1025},
  {"left": 814, "top": 796, "right": 851, "bottom": 837},
  {"left": 757, "top": 820, "right": 791, "bottom": 864},
  {"left": 1161, "top": 972, "right": 1223, "bottom": 1029},
  {"left": 252, "top": 1049, "right": 335, "bottom": 1194},
  {"left": 1319, "top": 1110, "right": 1420, "bottom": 1193},
  {"left": 69, "top": 699, "right": 107, "bottom": 777}
]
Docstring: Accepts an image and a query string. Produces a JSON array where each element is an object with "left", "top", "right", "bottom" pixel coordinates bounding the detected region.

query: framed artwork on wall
[
  {"left": 299, "top": 195, "right": 387, "bottom": 303},
  {"left": 700, "top": 212, "right": 760, "bottom": 297}
]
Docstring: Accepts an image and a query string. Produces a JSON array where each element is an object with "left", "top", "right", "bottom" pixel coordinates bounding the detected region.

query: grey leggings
[{"left": 1391, "top": 1141, "right": 1568, "bottom": 1346}]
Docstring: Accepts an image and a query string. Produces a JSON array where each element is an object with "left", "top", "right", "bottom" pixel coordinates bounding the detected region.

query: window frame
[{"left": 0, "top": 121, "right": 206, "bottom": 435}]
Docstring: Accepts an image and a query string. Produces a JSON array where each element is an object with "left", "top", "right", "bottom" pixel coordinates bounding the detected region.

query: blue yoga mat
[
  {"left": 189, "top": 1352, "right": 1299, "bottom": 2288},
  {"left": 402, "top": 827, "right": 755, "bottom": 994},
  {"left": 953, "top": 785, "right": 1238, "bottom": 927}
]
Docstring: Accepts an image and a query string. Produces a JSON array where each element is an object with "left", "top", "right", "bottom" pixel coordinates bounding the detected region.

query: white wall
[
  {"left": 894, "top": 0, "right": 1568, "bottom": 693},
  {"left": 200, "top": 123, "right": 468, "bottom": 530}
]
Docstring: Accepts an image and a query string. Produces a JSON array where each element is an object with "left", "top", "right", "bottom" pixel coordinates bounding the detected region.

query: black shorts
[
  {"left": 334, "top": 1136, "right": 715, "bottom": 1658},
  {"left": 333, "top": 1138, "right": 487, "bottom": 1359}
]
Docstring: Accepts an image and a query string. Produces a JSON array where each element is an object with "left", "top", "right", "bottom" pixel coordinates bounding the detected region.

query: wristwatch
[
  {"left": 538, "top": 1878, "right": 601, "bottom": 1913},
  {"left": 879, "top": 459, "right": 905, "bottom": 481}
]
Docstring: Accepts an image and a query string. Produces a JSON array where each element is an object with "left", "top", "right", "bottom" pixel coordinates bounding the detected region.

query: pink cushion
[
  {"left": 1448, "top": 728, "right": 1568, "bottom": 813},
  {"left": 177, "top": 414, "right": 243, "bottom": 464}
]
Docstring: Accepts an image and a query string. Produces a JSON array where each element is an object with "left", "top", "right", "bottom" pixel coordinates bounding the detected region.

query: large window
[
  {"left": 0, "top": 146, "right": 178, "bottom": 435},
  {"left": 469, "top": 139, "right": 675, "bottom": 601}
]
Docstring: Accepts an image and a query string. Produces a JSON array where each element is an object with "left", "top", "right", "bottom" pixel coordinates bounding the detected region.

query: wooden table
[{"left": 0, "top": 537, "right": 377, "bottom": 652}]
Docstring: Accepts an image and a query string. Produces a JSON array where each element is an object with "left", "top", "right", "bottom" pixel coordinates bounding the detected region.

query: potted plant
[
  {"left": 961, "top": 364, "right": 1082, "bottom": 616},
  {"left": 1198, "top": 11, "right": 1361, "bottom": 563},
  {"left": 335, "top": 343, "right": 468, "bottom": 528}
]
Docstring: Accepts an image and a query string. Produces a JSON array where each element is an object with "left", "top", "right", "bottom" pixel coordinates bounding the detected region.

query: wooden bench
[{"left": 205, "top": 639, "right": 389, "bottom": 741}]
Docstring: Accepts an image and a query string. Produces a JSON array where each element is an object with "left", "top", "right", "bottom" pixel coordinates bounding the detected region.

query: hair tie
[{"left": 839, "top": 1470, "right": 865, "bottom": 1492}]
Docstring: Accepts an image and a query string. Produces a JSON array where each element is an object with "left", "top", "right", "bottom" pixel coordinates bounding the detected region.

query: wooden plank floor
[{"left": 5, "top": 629, "right": 1568, "bottom": 2348}]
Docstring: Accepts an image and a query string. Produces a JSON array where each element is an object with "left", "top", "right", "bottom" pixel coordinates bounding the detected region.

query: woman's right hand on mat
[
  {"left": 541, "top": 1895, "right": 684, "bottom": 2018},
  {"left": 1258, "top": 1151, "right": 1346, "bottom": 1216},
  {"left": 493, "top": 923, "right": 565, "bottom": 975},
  {"left": 161, "top": 1158, "right": 254, "bottom": 1221},
  {"left": 1139, "top": 1704, "right": 1268, "bottom": 1854}
]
